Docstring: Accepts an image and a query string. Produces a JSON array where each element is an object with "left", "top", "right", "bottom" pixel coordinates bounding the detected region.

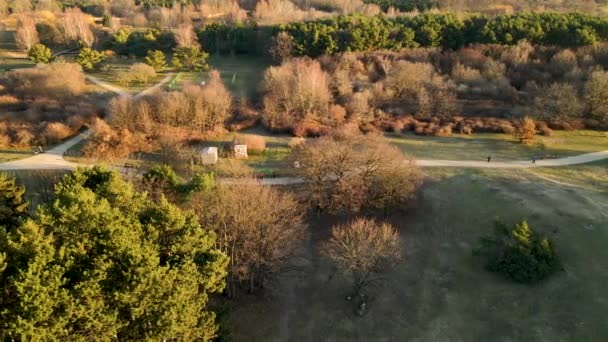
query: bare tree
[
  {"left": 585, "top": 70, "right": 608, "bottom": 124},
  {"left": 59, "top": 7, "right": 95, "bottom": 47},
  {"left": 190, "top": 183, "right": 306, "bottom": 296},
  {"left": 322, "top": 218, "right": 402, "bottom": 296},
  {"left": 175, "top": 23, "right": 199, "bottom": 48},
  {"left": 290, "top": 133, "right": 422, "bottom": 213},
  {"left": 262, "top": 58, "right": 331, "bottom": 131},
  {"left": 532, "top": 82, "right": 584, "bottom": 123},
  {"left": 15, "top": 14, "right": 39, "bottom": 51}
]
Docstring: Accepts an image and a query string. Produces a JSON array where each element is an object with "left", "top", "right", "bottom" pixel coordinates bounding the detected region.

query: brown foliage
[
  {"left": 40, "top": 122, "right": 74, "bottom": 145},
  {"left": 83, "top": 118, "right": 151, "bottom": 160},
  {"left": 514, "top": 117, "right": 536, "bottom": 145},
  {"left": 7, "top": 63, "right": 86, "bottom": 101}
]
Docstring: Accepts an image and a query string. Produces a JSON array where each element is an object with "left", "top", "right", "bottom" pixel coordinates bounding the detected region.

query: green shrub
[
  {"left": 75, "top": 47, "right": 105, "bottom": 71},
  {"left": 475, "top": 220, "right": 562, "bottom": 283},
  {"left": 172, "top": 46, "right": 209, "bottom": 71},
  {"left": 28, "top": 43, "right": 54, "bottom": 64},
  {"left": 143, "top": 164, "right": 180, "bottom": 188},
  {"left": 144, "top": 49, "right": 167, "bottom": 72}
]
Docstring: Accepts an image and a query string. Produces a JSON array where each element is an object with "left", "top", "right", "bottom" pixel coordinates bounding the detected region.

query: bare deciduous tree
[
  {"left": 190, "top": 184, "right": 306, "bottom": 296},
  {"left": 175, "top": 23, "right": 199, "bottom": 48},
  {"left": 322, "top": 218, "right": 402, "bottom": 296},
  {"left": 262, "top": 58, "right": 331, "bottom": 131},
  {"left": 59, "top": 7, "right": 95, "bottom": 47},
  {"left": 15, "top": 14, "right": 39, "bottom": 51},
  {"left": 290, "top": 133, "right": 422, "bottom": 213}
]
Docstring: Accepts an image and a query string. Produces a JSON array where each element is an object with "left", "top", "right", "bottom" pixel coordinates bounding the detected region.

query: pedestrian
[
  {"left": 532, "top": 156, "right": 536, "bottom": 164},
  {"left": 487, "top": 155, "right": 491, "bottom": 163}
]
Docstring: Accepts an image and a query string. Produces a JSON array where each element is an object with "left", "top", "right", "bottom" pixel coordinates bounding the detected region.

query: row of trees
[{"left": 192, "top": 12, "right": 608, "bottom": 57}]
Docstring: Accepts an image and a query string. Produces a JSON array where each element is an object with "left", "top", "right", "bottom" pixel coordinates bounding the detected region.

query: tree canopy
[{"left": 0, "top": 167, "right": 228, "bottom": 341}]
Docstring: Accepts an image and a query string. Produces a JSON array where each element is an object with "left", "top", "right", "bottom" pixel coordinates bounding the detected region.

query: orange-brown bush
[
  {"left": 40, "top": 122, "right": 74, "bottom": 145},
  {"left": 83, "top": 118, "right": 151, "bottom": 160},
  {"left": 7, "top": 63, "right": 86, "bottom": 101}
]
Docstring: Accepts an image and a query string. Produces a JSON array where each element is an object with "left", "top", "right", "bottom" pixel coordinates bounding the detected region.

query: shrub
[
  {"left": 118, "top": 63, "right": 157, "bottom": 85},
  {"left": 233, "top": 134, "right": 266, "bottom": 155},
  {"left": 144, "top": 50, "right": 167, "bottom": 72},
  {"left": 172, "top": 46, "right": 209, "bottom": 71},
  {"left": 288, "top": 137, "right": 306, "bottom": 148},
  {"left": 75, "top": 47, "right": 105, "bottom": 71},
  {"left": 41, "top": 122, "right": 74, "bottom": 145},
  {"left": 7, "top": 63, "right": 86, "bottom": 100},
  {"left": 28, "top": 43, "right": 54, "bottom": 64},
  {"left": 514, "top": 117, "right": 536, "bottom": 145},
  {"left": 475, "top": 221, "right": 562, "bottom": 283}
]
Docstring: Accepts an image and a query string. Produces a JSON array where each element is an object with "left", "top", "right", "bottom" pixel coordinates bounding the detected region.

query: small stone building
[
  {"left": 201, "top": 146, "right": 218, "bottom": 165},
  {"left": 233, "top": 144, "right": 248, "bottom": 159}
]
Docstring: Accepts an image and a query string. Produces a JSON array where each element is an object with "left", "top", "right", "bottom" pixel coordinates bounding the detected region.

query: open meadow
[{"left": 226, "top": 161, "right": 608, "bottom": 341}]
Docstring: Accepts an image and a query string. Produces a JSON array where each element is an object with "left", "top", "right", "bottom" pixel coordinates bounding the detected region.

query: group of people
[{"left": 485, "top": 155, "right": 556, "bottom": 164}]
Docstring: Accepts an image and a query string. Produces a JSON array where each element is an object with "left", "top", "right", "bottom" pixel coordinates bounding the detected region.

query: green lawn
[
  {"left": 167, "top": 55, "right": 271, "bottom": 99},
  {"left": 227, "top": 164, "right": 608, "bottom": 341},
  {"left": 0, "top": 57, "right": 34, "bottom": 71},
  {"left": 0, "top": 148, "right": 32, "bottom": 162},
  {"left": 87, "top": 57, "right": 170, "bottom": 94},
  {"left": 387, "top": 130, "right": 608, "bottom": 161}
]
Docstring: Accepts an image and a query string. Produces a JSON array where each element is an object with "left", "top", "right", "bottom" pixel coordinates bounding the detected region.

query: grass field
[
  {"left": 0, "top": 148, "right": 33, "bottom": 162},
  {"left": 388, "top": 130, "right": 608, "bottom": 161},
  {"left": 226, "top": 163, "right": 608, "bottom": 341},
  {"left": 86, "top": 57, "right": 170, "bottom": 94},
  {"left": 167, "top": 55, "right": 271, "bottom": 99}
]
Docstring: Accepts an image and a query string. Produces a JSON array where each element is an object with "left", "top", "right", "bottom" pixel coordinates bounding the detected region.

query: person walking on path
[
  {"left": 487, "top": 156, "right": 491, "bottom": 163},
  {"left": 532, "top": 156, "right": 536, "bottom": 164}
]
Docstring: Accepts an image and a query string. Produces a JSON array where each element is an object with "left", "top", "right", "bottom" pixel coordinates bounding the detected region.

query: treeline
[{"left": 193, "top": 13, "right": 608, "bottom": 57}]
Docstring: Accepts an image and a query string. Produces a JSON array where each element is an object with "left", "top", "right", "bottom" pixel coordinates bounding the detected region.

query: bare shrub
[
  {"left": 15, "top": 14, "right": 39, "bottom": 51},
  {"left": 269, "top": 31, "right": 294, "bottom": 63},
  {"left": 8, "top": 63, "right": 86, "bottom": 101},
  {"left": 533, "top": 82, "right": 584, "bottom": 123},
  {"left": 83, "top": 118, "right": 150, "bottom": 160},
  {"left": 386, "top": 60, "right": 434, "bottom": 100},
  {"left": 41, "top": 122, "right": 74, "bottom": 145},
  {"left": 117, "top": 63, "right": 157, "bottom": 85}
]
